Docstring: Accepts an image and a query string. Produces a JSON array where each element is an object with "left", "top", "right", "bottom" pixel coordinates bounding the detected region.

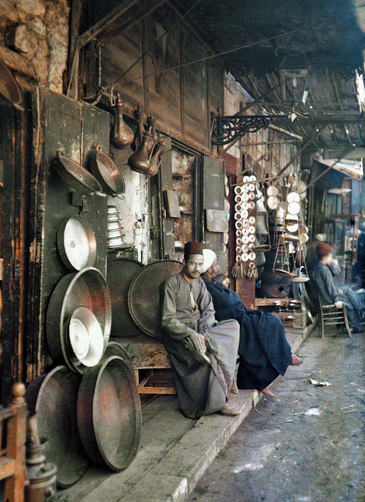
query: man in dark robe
[
  {"left": 201, "top": 249, "right": 302, "bottom": 398},
  {"left": 309, "top": 243, "right": 364, "bottom": 333},
  {"left": 161, "top": 242, "right": 240, "bottom": 419}
]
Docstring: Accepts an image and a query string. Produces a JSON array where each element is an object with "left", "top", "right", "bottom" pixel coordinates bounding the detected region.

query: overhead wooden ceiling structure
[{"left": 171, "top": 0, "right": 365, "bottom": 156}]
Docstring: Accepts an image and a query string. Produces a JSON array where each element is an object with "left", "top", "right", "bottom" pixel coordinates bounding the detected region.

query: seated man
[
  {"left": 309, "top": 243, "right": 364, "bottom": 334},
  {"left": 201, "top": 249, "right": 302, "bottom": 398},
  {"left": 161, "top": 242, "right": 240, "bottom": 419}
]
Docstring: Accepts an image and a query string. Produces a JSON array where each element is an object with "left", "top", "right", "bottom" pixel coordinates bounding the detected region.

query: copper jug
[
  {"left": 128, "top": 133, "right": 151, "bottom": 174},
  {"left": 112, "top": 94, "right": 134, "bottom": 149},
  {"left": 147, "top": 142, "right": 166, "bottom": 176}
]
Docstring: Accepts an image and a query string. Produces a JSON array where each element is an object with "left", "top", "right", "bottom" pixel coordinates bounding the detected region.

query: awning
[{"left": 313, "top": 155, "right": 363, "bottom": 181}]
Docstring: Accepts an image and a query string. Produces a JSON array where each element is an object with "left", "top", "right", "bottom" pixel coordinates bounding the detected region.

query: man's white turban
[{"left": 201, "top": 249, "right": 217, "bottom": 273}]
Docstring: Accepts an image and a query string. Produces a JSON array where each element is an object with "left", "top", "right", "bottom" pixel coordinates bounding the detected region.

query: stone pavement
[
  {"left": 190, "top": 330, "right": 364, "bottom": 502},
  {"left": 60, "top": 327, "right": 313, "bottom": 502}
]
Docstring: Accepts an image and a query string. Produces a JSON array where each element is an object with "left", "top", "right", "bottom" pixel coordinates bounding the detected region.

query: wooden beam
[
  {"left": 78, "top": 0, "right": 141, "bottom": 49},
  {"left": 322, "top": 147, "right": 365, "bottom": 159}
]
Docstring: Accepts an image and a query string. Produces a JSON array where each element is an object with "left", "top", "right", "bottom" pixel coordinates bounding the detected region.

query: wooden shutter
[{"left": 202, "top": 156, "right": 227, "bottom": 274}]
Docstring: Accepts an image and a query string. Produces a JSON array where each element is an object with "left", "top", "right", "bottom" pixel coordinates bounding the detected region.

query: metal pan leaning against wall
[
  {"left": 25, "top": 366, "right": 88, "bottom": 488},
  {"left": 46, "top": 267, "right": 111, "bottom": 374},
  {"left": 77, "top": 355, "right": 142, "bottom": 471}
]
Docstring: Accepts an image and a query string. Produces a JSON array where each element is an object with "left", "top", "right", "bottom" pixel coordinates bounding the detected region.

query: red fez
[
  {"left": 184, "top": 241, "right": 203, "bottom": 261},
  {"left": 316, "top": 243, "right": 332, "bottom": 258}
]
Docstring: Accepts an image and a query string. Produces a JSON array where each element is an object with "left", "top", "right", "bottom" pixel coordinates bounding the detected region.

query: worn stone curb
[{"left": 117, "top": 328, "right": 312, "bottom": 502}]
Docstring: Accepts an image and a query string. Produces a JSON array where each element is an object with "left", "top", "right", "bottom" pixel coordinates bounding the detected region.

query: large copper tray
[
  {"left": 46, "top": 267, "right": 111, "bottom": 374},
  {"left": 107, "top": 259, "right": 144, "bottom": 337},
  {"left": 25, "top": 366, "right": 87, "bottom": 488},
  {"left": 128, "top": 260, "right": 183, "bottom": 339},
  {"left": 77, "top": 355, "right": 141, "bottom": 471}
]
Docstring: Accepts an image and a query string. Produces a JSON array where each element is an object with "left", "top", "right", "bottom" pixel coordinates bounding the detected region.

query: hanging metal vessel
[
  {"left": 91, "top": 146, "right": 125, "bottom": 195},
  {"left": 77, "top": 355, "right": 142, "bottom": 472},
  {"left": 57, "top": 216, "right": 97, "bottom": 271},
  {"left": 267, "top": 185, "right": 279, "bottom": 197},
  {"left": 107, "top": 258, "right": 144, "bottom": 337},
  {"left": 25, "top": 366, "right": 87, "bottom": 488},
  {"left": 287, "top": 201, "right": 301, "bottom": 215},
  {"left": 46, "top": 267, "right": 111, "bottom": 374},
  {"left": 56, "top": 152, "right": 103, "bottom": 195},
  {"left": 112, "top": 95, "right": 134, "bottom": 149},
  {"left": 267, "top": 196, "right": 279, "bottom": 210},
  {"left": 128, "top": 260, "right": 183, "bottom": 339}
]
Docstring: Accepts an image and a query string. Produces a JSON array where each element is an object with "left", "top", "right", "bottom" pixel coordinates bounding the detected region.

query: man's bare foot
[
  {"left": 291, "top": 354, "right": 303, "bottom": 366},
  {"left": 220, "top": 403, "right": 241, "bottom": 416},
  {"left": 261, "top": 387, "right": 276, "bottom": 398}
]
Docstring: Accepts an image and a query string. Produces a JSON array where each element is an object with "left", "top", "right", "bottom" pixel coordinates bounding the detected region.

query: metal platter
[
  {"left": 68, "top": 307, "right": 104, "bottom": 367},
  {"left": 107, "top": 259, "right": 144, "bottom": 337},
  {"left": 267, "top": 196, "right": 279, "bottom": 210},
  {"left": 91, "top": 147, "right": 125, "bottom": 195},
  {"left": 77, "top": 355, "right": 142, "bottom": 471},
  {"left": 128, "top": 260, "right": 183, "bottom": 339},
  {"left": 56, "top": 152, "right": 103, "bottom": 195},
  {"left": 25, "top": 366, "right": 87, "bottom": 488},
  {"left": 46, "top": 267, "right": 111, "bottom": 374},
  {"left": 57, "top": 216, "right": 97, "bottom": 271}
]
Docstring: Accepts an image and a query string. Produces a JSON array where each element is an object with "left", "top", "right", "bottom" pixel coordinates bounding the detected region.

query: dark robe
[
  {"left": 203, "top": 278, "right": 292, "bottom": 391},
  {"left": 161, "top": 273, "right": 240, "bottom": 419}
]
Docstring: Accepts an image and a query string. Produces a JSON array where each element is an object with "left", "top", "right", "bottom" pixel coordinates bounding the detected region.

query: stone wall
[{"left": 0, "top": 0, "right": 69, "bottom": 92}]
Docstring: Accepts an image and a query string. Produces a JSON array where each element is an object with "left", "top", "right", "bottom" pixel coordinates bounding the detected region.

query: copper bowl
[
  {"left": 57, "top": 216, "right": 97, "bottom": 271},
  {"left": 77, "top": 355, "right": 141, "bottom": 471},
  {"left": 46, "top": 268, "right": 111, "bottom": 374},
  {"left": 25, "top": 366, "right": 87, "bottom": 488}
]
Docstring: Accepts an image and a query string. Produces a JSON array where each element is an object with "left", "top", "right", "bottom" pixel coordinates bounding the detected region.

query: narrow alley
[{"left": 191, "top": 331, "right": 365, "bottom": 502}]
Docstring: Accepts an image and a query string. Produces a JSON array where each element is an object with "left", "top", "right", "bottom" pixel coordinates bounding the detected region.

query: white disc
[
  {"left": 288, "top": 201, "right": 301, "bottom": 215},
  {"left": 287, "top": 191, "right": 300, "bottom": 203},
  {"left": 267, "top": 196, "right": 279, "bottom": 210}
]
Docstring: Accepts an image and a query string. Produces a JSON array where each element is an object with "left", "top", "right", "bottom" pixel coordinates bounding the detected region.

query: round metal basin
[
  {"left": 68, "top": 307, "right": 104, "bottom": 367},
  {"left": 107, "top": 259, "right": 143, "bottom": 337},
  {"left": 57, "top": 216, "right": 97, "bottom": 271},
  {"left": 128, "top": 260, "right": 183, "bottom": 339},
  {"left": 25, "top": 366, "right": 87, "bottom": 488},
  {"left": 77, "top": 355, "right": 141, "bottom": 471},
  {"left": 91, "top": 148, "right": 125, "bottom": 195},
  {"left": 46, "top": 267, "right": 111, "bottom": 374},
  {"left": 56, "top": 152, "right": 102, "bottom": 195}
]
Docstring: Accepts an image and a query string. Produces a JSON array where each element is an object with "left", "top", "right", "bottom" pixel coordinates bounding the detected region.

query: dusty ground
[{"left": 190, "top": 330, "right": 365, "bottom": 502}]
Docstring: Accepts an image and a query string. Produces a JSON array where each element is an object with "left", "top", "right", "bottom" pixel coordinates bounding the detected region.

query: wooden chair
[
  {"left": 0, "top": 383, "right": 27, "bottom": 502},
  {"left": 319, "top": 302, "right": 352, "bottom": 339},
  {"left": 305, "top": 282, "right": 352, "bottom": 339}
]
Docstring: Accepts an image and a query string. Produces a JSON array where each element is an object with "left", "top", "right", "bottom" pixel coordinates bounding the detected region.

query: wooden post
[{"left": 4, "top": 383, "right": 27, "bottom": 502}]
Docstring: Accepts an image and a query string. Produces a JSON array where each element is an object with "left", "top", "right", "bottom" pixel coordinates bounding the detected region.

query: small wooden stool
[{"left": 112, "top": 336, "right": 176, "bottom": 395}]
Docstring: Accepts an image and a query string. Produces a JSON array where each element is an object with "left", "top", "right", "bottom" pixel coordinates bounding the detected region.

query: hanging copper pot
[
  {"left": 128, "top": 133, "right": 151, "bottom": 174},
  {"left": 112, "top": 95, "right": 134, "bottom": 149},
  {"left": 145, "top": 142, "right": 166, "bottom": 176}
]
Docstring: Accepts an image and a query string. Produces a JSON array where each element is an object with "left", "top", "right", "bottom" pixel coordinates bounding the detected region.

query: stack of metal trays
[{"left": 107, "top": 206, "right": 124, "bottom": 249}]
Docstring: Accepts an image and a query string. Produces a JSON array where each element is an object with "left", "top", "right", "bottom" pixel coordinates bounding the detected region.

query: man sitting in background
[
  {"left": 309, "top": 243, "right": 364, "bottom": 334},
  {"left": 161, "top": 242, "right": 240, "bottom": 419}
]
